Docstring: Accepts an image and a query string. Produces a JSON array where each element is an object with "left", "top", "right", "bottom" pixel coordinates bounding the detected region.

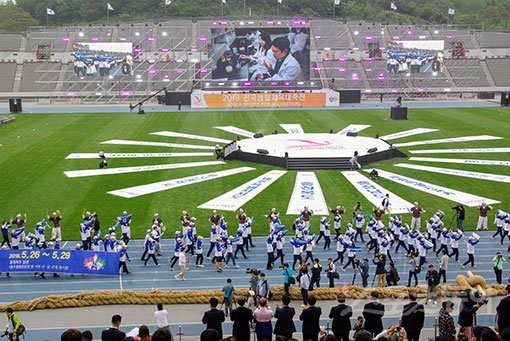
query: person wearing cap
[
  {"left": 409, "top": 202, "right": 425, "bottom": 230},
  {"left": 330, "top": 205, "right": 345, "bottom": 241},
  {"left": 47, "top": 210, "right": 62, "bottom": 241},
  {"left": 462, "top": 234, "right": 480, "bottom": 268},
  {"left": 144, "top": 238, "right": 159, "bottom": 267},
  {"left": 118, "top": 244, "right": 131, "bottom": 275},
  {"left": 4, "top": 308, "right": 23, "bottom": 341},
  {"left": 152, "top": 213, "right": 164, "bottom": 229},
  {"left": 493, "top": 252, "right": 507, "bottom": 284},
  {"left": 140, "top": 229, "right": 152, "bottom": 261},
  {"left": 169, "top": 236, "right": 183, "bottom": 271},
  {"left": 195, "top": 236, "right": 204, "bottom": 267},
  {"left": 234, "top": 227, "right": 247, "bottom": 259},
  {"left": 214, "top": 237, "right": 224, "bottom": 273},
  {"left": 117, "top": 211, "right": 132, "bottom": 245},
  {"left": 224, "top": 236, "right": 240, "bottom": 269},
  {"left": 175, "top": 247, "right": 187, "bottom": 281}
]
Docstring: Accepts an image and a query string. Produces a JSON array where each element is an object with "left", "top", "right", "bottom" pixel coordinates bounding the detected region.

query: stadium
[{"left": 0, "top": 1, "right": 509, "bottom": 340}]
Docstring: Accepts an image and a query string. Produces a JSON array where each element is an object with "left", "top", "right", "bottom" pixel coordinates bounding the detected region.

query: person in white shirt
[
  {"left": 175, "top": 247, "right": 187, "bottom": 281},
  {"left": 154, "top": 304, "right": 172, "bottom": 334},
  {"left": 240, "top": 31, "right": 275, "bottom": 81}
]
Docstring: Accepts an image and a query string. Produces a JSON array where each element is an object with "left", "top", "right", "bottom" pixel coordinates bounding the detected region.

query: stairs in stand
[{"left": 286, "top": 157, "right": 352, "bottom": 170}]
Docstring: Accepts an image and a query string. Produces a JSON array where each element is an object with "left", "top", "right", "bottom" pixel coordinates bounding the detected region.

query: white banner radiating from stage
[
  {"left": 198, "top": 170, "right": 287, "bottom": 211},
  {"left": 409, "top": 157, "right": 510, "bottom": 166},
  {"left": 367, "top": 169, "right": 500, "bottom": 206},
  {"left": 381, "top": 128, "right": 438, "bottom": 141},
  {"left": 150, "top": 131, "right": 231, "bottom": 144},
  {"left": 64, "top": 161, "right": 224, "bottom": 178},
  {"left": 66, "top": 152, "right": 212, "bottom": 159},
  {"left": 341, "top": 171, "right": 412, "bottom": 214},
  {"left": 395, "top": 163, "right": 510, "bottom": 183},
  {"left": 393, "top": 135, "right": 502, "bottom": 147},
  {"left": 280, "top": 124, "right": 305, "bottom": 134},
  {"left": 101, "top": 139, "right": 215, "bottom": 150},
  {"left": 108, "top": 167, "right": 254, "bottom": 198},
  {"left": 286, "top": 172, "right": 328, "bottom": 215},
  {"left": 337, "top": 124, "right": 371, "bottom": 135},
  {"left": 409, "top": 147, "right": 510, "bottom": 154},
  {"left": 214, "top": 126, "right": 255, "bottom": 138}
]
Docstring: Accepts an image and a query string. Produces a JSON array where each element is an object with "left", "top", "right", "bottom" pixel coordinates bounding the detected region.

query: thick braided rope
[{"left": 0, "top": 283, "right": 506, "bottom": 312}]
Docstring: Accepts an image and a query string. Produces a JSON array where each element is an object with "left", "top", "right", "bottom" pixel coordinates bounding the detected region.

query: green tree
[{"left": 0, "top": 1, "right": 37, "bottom": 32}]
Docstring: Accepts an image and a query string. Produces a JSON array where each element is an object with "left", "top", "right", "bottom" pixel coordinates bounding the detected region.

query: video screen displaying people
[
  {"left": 386, "top": 40, "right": 444, "bottom": 74},
  {"left": 210, "top": 27, "right": 310, "bottom": 81},
  {"left": 71, "top": 42, "right": 134, "bottom": 77}
]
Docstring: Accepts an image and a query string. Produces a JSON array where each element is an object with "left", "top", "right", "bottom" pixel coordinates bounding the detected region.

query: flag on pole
[
  {"left": 165, "top": 0, "right": 171, "bottom": 4},
  {"left": 390, "top": 2, "right": 397, "bottom": 10},
  {"left": 448, "top": 8, "right": 455, "bottom": 15},
  {"left": 222, "top": 0, "right": 226, "bottom": 3},
  {"left": 46, "top": 8, "right": 55, "bottom": 15},
  {"left": 107, "top": 3, "right": 114, "bottom": 11},
  {"left": 278, "top": 0, "right": 282, "bottom": 4},
  {"left": 334, "top": 0, "right": 341, "bottom": 4}
]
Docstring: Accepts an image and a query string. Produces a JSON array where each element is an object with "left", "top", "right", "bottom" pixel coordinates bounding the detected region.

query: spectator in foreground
[
  {"left": 101, "top": 314, "right": 126, "bottom": 341},
  {"left": 202, "top": 297, "right": 225, "bottom": 339},
  {"left": 82, "top": 330, "right": 93, "bottom": 341},
  {"left": 401, "top": 292, "right": 424, "bottom": 341},
  {"left": 458, "top": 289, "right": 484, "bottom": 340},
  {"left": 497, "top": 285, "right": 510, "bottom": 339},
  {"left": 200, "top": 329, "right": 221, "bottom": 341},
  {"left": 152, "top": 327, "right": 173, "bottom": 341},
  {"left": 253, "top": 297, "right": 273, "bottom": 340},
  {"left": 135, "top": 325, "right": 151, "bottom": 341},
  {"left": 300, "top": 296, "right": 322, "bottom": 341},
  {"left": 438, "top": 301, "right": 456, "bottom": 340},
  {"left": 274, "top": 294, "right": 296, "bottom": 340},
  {"left": 329, "top": 294, "right": 352, "bottom": 341},
  {"left": 61, "top": 329, "right": 82, "bottom": 341},
  {"left": 362, "top": 291, "right": 385, "bottom": 337},
  {"left": 230, "top": 296, "right": 253, "bottom": 341}
]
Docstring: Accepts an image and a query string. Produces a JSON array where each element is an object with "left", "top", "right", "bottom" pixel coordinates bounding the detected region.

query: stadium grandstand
[{"left": 0, "top": 19, "right": 509, "bottom": 104}]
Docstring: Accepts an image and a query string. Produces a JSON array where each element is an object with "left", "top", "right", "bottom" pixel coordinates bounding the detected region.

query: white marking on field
[
  {"left": 409, "top": 157, "right": 510, "bottom": 166},
  {"left": 409, "top": 147, "right": 510, "bottom": 154},
  {"left": 395, "top": 163, "right": 510, "bottom": 183},
  {"left": 393, "top": 135, "right": 502, "bottom": 148},
  {"left": 214, "top": 126, "right": 254, "bottom": 138},
  {"left": 337, "top": 124, "right": 371, "bottom": 135},
  {"left": 65, "top": 152, "right": 212, "bottom": 159},
  {"left": 286, "top": 172, "right": 328, "bottom": 215},
  {"left": 64, "top": 161, "right": 224, "bottom": 178},
  {"left": 100, "top": 139, "right": 215, "bottom": 150},
  {"left": 380, "top": 128, "right": 438, "bottom": 141},
  {"left": 150, "top": 131, "right": 231, "bottom": 144},
  {"left": 280, "top": 124, "right": 305, "bottom": 134}
]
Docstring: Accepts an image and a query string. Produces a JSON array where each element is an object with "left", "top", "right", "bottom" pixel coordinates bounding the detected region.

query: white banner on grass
[
  {"left": 101, "top": 139, "right": 215, "bottom": 150},
  {"left": 214, "top": 126, "right": 254, "bottom": 138},
  {"left": 341, "top": 171, "right": 412, "bottom": 214},
  {"left": 395, "top": 163, "right": 510, "bottom": 184},
  {"left": 393, "top": 135, "right": 502, "bottom": 147},
  {"left": 409, "top": 157, "right": 510, "bottom": 167},
  {"left": 368, "top": 168, "right": 500, "bottom": 206},
  {"left": 108, "top": 167, "right": 254, "bottom": 198},
  {"left": 64, "top": 161, "right": 224, "bottom": 178},
  {"left": 381, "top": 128, "right": 438, "bottom": 141},
  {"left": 198, "top": 170, "right": 287, "bottom": 211},
  {"left": 286, "top": 172, "right": 328, "bottom": 215},
  {"left": 337, "top": 124, "right": 371, "bottom": 135},
  {"left": 280, "top": 124, "right": 305, "bottom": 134},
  {"left": 409, "top": 147, "right": 510, "bottom": 154},
  {"left": 66, "top": 152, "right": 212, "bottom": 159},
  {"left": 150, "top": 131, "right": 231, "bottom": 144}
]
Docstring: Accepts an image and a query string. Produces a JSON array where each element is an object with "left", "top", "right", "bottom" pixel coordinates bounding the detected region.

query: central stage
[{"left": 225, "top": 133, "right": 407, "bottom": 169}]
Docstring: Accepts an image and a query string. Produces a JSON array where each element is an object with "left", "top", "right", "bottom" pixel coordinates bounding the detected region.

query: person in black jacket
[
  {"left": 202, "top": 297, "right": 225, "bottom": 339},
  {"left": 274, "top": 294, "right": 296, "bottom": 340},
  {"left": 299, "top": 296, "right": 322, "bottom": 341},
  {"left": 401, "top": 292, "right": 425, "bottom": 341},
  {"left": 458, "top": 290, "right": 484, "bottom": 340},
  {"left": 497, "top": 285, "right": 510, "bottom": 339},
  {"left": 101, "top": 314, "right": 126, "bottom": 341},
  {"left": 452, "top": 204, "right": 465, "bottom": 231},
  {"left": 386, "top": 262, "right": 400, "bottom": 286},
  {"left": 362, "top": 291, "right": 385, "bottom": 337},
  {"left": 230, "top": 296, "right": 253, "bottom": 341},
  {"left": 329, "top": 294, "right": 353, "bottom": 341}
]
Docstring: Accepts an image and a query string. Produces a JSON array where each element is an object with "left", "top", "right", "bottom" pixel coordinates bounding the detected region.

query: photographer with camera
[
  {"left": 452, "top": 204, "right": 465, "bottom": 231},
  {"left": 373, "top": 254, "right": 387, "bottom": 288},
  {"left": 386, "top": 262, "right": 400, "bottom": 286},
  {"left": 458, "top": 289, "right": 486, "bottom": 340},
  {"left": 493, "top": 252, "right": 508, "bottom": 284},
  {"left": 359, "top": 259, "right": 369, "bottom": 288}
]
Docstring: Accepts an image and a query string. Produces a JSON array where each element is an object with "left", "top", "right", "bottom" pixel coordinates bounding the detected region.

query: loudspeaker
[
  {"left": 367, "top": 147, "right": 378, "bottom": 153},
  {"left": 257, "top": 149, "right": 269, "bottom": 154},
  {"left": 346, "top": 132, "right": 357, "bottom": 137},
  {"left": 9, "top": 98, "right": 22, "bottom": 113},
  {"left": 254, "top": 133, "right": 264, "bottom": 138},
  {"left": 390, "top": 106, "right": 408, "bottom": 120},
  {"left": 501, "top": 92, "right": 510, "bottom": 107}
]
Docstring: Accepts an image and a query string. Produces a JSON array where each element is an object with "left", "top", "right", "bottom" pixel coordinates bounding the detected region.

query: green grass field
[{"left": 0, "top": 107, "right": 509, "bottom": 240}]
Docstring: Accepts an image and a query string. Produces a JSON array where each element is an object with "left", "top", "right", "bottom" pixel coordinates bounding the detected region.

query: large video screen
[
  {"left": 71, "top": 42, "right": 134, "bottom": 77},
  {"left": 210, "top": 27, "right": 310, "bottom": 81},
  {"left": 386, "top": 40, "right": 444, "bottom": 74}
]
